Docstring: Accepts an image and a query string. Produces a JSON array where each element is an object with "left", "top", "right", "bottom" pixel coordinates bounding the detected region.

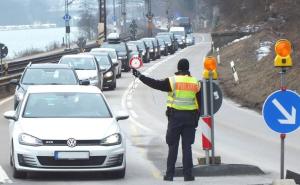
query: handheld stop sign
[
  {"left": 274, "top": 39, "right": 293, "bottom": 67},
  {"left": 203, "top": 56, "right": 218, "bottom": 80},
  {"left": 129, "top": 56, "right": 143, "bottom": 69}
]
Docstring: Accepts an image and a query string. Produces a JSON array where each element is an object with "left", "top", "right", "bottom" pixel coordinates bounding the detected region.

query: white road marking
[
  {"left": 127, "top": 95, "right": 132, "bottom": 101},
  {"left": 0, "top": 166, "right": 12, "bottom": 184},
  {"left": 0, "top": 96, "right": 13, "bottom": 106},
  {"left": 127, "top": 101, "right": 133, "bottom": 109},
  {"left": 129, "top": 109, "right": 138, "bottom": 118}
]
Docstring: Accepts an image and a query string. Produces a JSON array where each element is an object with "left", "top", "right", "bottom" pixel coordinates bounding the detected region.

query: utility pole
[
  {"left": 98, "top": 0, "right": 107, "bottom": 42},
  {"left": 113, "top": 0, "right": 116, "bottom": 26},
  {"left": 146, "top": 0, "right": 153, "bottom": 37},
  {"left": 120, "top": 0, "right": 126, "bottom": 33}
]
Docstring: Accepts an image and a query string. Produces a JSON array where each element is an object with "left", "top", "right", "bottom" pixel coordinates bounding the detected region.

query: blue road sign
[
  {"left": 263, "top": 90, "right": 300, "bottom": 134},
  {"left": 63, "top": 14, "right": 71, "bottom": 21}
]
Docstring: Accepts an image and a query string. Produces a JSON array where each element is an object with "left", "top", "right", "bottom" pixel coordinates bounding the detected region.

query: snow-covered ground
[{"left": 256, "top": 41, "right": 272, "bottom": 61}]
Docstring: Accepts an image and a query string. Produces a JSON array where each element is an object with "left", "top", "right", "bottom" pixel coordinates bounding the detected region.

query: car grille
[
  {"left": 37, "top": 156, "right": 106, "bottom": 166},
  {"left": 18, "top": 154, "right": 38, "bottom": 167},
  {"left": 105, "top": 154, "right": 123, "bottom": 167},
  {"left": 42, "top": 140, "right": 101, "bottom": 146}
]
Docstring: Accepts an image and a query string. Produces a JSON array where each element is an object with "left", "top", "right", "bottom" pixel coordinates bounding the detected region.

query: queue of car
[{"left": 4, "top": 28, "right": 194, "bottom": 179}]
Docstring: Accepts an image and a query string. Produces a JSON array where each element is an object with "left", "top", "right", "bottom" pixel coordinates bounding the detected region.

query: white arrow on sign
[{"left": 272, "top": 98, "right": 296, "bottom": 125}]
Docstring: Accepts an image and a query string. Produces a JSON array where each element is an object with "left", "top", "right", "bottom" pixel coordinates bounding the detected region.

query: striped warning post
[{"left": 202, "top": 116, "right": 212, "bottom": 150}]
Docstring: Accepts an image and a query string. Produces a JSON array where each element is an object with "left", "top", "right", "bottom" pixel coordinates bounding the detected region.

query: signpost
[
  {"left": 262, "top": 39, "right": 300, "bottom": 179},
  {"left": 201, "top": 56, "right": 219, "bottom": 165}
]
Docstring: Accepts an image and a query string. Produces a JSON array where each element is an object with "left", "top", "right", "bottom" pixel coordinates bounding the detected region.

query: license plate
[{"left": 54, "top": 151, "right": 89, "bottom": 160}]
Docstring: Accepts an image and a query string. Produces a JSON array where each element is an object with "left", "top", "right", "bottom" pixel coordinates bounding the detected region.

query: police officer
[{"left": 132, "top": 58, "right": 200, "bottom": 181}]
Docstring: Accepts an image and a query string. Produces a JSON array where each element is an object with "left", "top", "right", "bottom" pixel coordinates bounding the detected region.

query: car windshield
[
  {"left": 60, "top": 57, "right": 96, "bottom": 70},
  {"left": 23, "top": 93, "right": 112, "bottom": 118},
  {"left": 142, "top": 40, "right": 153, "bottom": 49},
  {"left": 172, "top": 31, "right": 185, "bottom": 36},
  {"left": 130, "top": 42, "right": 145, "bottom": 50},
  {"left": 102, "top": 43, "right": 126, "bottom": 52},
  {"left": 94, "top": 55, "right": 112, "bottom": 70},
  {"left": 21, "top": 68, "right": 78, "bottom": 85},
  {"left": 157, "top": 36, "right": 171, "bottom": 43},
  {"left": 158, "top": 39, "right": 165, "bottom": 45},
  {"left": 128, "top": 44, "right": 138, "bottom": 52}
]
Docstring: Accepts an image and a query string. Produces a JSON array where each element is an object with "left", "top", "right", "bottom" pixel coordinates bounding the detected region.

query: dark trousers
[{"left": 165, "top": 110, "right": 197, "bottom": 177}]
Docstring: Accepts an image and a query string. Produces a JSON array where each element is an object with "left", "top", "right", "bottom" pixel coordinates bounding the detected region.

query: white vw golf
[{"left": 4, "top": 85, "right": 129, "bottom": 179}]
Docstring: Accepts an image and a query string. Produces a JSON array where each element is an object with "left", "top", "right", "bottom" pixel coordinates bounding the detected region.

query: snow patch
[
  {"left": 227, "top": 35, "right": 252, "bottom": 46},
  {"left": 256, "top": 41, "right": 272, "bottom": 61}
]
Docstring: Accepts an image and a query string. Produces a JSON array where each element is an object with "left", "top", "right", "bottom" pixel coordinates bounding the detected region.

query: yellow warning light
[
  {"left": 274, "top": 39, "right": 293, "bottom": 67},
  {"left": 203, "top": 69, "right": 218, "bottom": 80},
  {"left": 204, "top": 56, "right": 217, "bottom": 71},
  {"left": 275, "top": 39, "right": 292, "bottom": 57}
]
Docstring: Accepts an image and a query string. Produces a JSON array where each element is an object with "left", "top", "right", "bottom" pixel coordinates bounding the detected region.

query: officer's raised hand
[{"left": 132, "top": 68, "right": 141, "bottom": 78}]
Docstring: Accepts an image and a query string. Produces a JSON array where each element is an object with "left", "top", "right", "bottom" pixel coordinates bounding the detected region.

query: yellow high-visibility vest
[{"left": 167, "top": 75, "right": 200, "bottom": 110}]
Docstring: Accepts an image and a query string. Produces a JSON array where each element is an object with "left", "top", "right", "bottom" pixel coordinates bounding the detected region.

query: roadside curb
[{"left": 174, "top": 163, "right": 265, "bottom": 177}]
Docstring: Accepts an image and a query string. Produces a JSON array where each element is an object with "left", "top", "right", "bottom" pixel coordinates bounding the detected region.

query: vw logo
[{"left": 67, "top": 138, "right": 77, "bottom": 148}]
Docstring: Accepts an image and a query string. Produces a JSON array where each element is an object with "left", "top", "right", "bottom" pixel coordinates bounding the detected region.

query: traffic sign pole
[
  {"left": 280, "top": 133, "right": 286, "bottom": 179},
  {"left": 209, "top": 71, "right": 216, "bottom": 164}
]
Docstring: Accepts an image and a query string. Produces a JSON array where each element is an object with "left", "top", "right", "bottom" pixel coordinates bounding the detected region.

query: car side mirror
[
  {"left": 80, "top": 80, "right": 90, "bottom": 85},
  {"left": 10, "top": 79, "right": 19, "bottom": 85},
  {"left": 116, "top": 111, "right": 129, "bottom": 121},
  {"left": 3, "top": 111, "right": 17, "bottom": 121}
]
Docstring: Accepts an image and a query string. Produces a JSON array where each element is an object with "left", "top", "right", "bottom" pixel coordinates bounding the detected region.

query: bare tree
[{"left": 77, "top": 0, "right": 98, "bottom": 40}]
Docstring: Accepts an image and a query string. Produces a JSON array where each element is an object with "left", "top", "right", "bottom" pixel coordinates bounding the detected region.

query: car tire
[
  {"left": 124, "top": 65, "right": 131, "bottom": 72},
  {"left": 11, "top": 144, "right": 27, "bottom": 179},
  {"left": 110, "top": 80, "right": 116, "bottom": 90}
]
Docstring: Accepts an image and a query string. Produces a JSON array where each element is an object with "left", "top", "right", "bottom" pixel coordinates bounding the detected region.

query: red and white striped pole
[{"left": 202, "top": 116, "right": 212, "bottom": 150}]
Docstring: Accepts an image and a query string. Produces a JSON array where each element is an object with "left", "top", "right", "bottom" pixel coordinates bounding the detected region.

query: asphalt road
[{"left": 1, "top": 34, "right": 299, "bottom": 185}]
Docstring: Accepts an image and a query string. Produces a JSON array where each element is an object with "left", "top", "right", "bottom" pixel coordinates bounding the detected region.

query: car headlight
[
  {"left": 150, "top": 48, "right": 153, "bottom": 52},
  {"left": 168, "top": 43, "right": 171, "bottom": 46},
  {"left": 142, "top": 51, "right": 146, "bottom": 55},
  {"left": 16, "top": 92, "right": 24, "bottom": 101},
  {"left": 100, "top": 133, "right": 122, "bottom": 146},
  {"left": 104, "top": 71, "right": 113, "bottom": 78},
  {"left": 118, "top": 56, "right": 127, "bottom": 60},
  {"left": 19, "top": 133, "right": 43, "bottom": 146},
  {"left": 89, "top": 76, "right": 99, "bottom": 85}
]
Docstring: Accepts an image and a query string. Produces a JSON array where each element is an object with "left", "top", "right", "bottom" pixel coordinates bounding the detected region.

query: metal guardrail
[
  {"left": 0, "top": 43, "right": 98, "bottom": 87},
  {"left": 0, "top": 28, "right": 158, "bottom": 93}
]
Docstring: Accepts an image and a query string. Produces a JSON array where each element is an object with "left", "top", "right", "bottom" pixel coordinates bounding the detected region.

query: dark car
[
  {"left": 157, "top": 38, "right": 168, "bottom": 56},
  {"left": 101, "top": 41, "right": 131, "bottom": 72},
  {"left": 174, "top": 34, "right": 186, "bottom": 49},
  {"left": 156, "top": 34, "right": 175, "bottom": 54},
  {"left": 142, "top": 38, "right": 161, "bottom": 59},
  {"left": 127, "top": 43, "right": 142, "bottom": 60},
  {"left": 157, "top": 32, "right": 178, "bottom": 52},
  {"left": 90, "top": 52, "right": 118, "bottom": 90},
  {"left": 128, "top": 40, "right": 150, "bottom": 63},
  {"left": 141, "top": 38, "right": 156, "bottom": 61},
  {"left": 10, "top": 63, "right": 87, "bottom": 109}
]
